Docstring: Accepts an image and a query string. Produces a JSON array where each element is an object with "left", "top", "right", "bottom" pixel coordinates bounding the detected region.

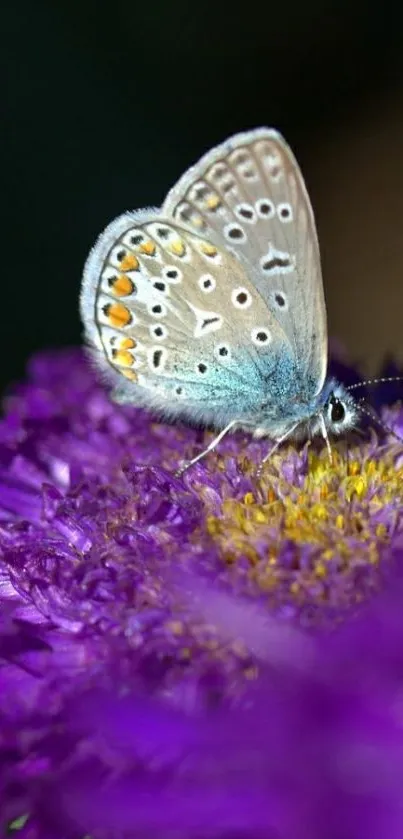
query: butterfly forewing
[
  {"left": 80, "top": 210, "right": 292, "bottom": 429},
  {"left": 162, "top": 128, "right": 327, "bottom": 396}
]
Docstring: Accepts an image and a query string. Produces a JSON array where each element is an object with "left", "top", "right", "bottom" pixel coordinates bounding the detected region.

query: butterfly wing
[
  {"left": 80, "top": 210, "right": 295, "bottom": 431},
  {"left": 162, "top": 128, "right": 327, "bottom": 397}
]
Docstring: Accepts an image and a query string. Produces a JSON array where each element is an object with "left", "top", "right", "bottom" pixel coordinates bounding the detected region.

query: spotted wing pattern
[
  {"left": 80, "top": 210, "right": 293, "bottom": 430},
  {"left": 163, "top": 128, "right": 327, "bottom": 395}
]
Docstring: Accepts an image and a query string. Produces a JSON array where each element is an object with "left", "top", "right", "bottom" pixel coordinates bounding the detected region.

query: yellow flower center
[{"left": 200, "top": 442, "right": 403, "bottom": 618}]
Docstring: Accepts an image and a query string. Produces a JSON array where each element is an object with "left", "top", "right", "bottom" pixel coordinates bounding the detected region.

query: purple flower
[{"left": 1, "top": 349, "right": 403, "bottom": 838}]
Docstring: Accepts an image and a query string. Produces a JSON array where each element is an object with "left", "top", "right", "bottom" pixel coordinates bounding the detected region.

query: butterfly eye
[{"left": 330, "top": 399, "right": 346, "bottom": 423}]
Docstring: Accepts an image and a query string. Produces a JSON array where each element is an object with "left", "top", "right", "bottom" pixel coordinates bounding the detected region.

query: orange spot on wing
[
  {"left": 170, "top": 239, "right": 186, "bottom": 256},
  {"left": 201, "top": 242, "right": 218, "bottom": 257},
  {"left": 119, "top": 337, "right": 136, "bottom": 350},
  {"left": 104, "top": 302, "right": 132, "bottom": 328},
  {"left": 110, "top": 274, "right": 135, "bottom": 297},
  {"left": 112, "top": 348, "right": 134, "bottom": 367},
  {"left": 206, "top": 195, "right": 221, "bottom": 210},
  {"left": 140, "top": 241, "right": 156, "bottom": 256},
  {"left": 119, "top": 253, "right": 139, "bottom": 271},
  {"left": 120, "top": 368, "right": 137, "bottom": 381}
]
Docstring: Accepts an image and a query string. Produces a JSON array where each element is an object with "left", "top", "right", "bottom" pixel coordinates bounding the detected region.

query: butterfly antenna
[
  {"left": 346, "top": 375, "right": 403, "bottom": 392},
  {"left": 356, "top": 397, "right": 403, "bottom": 444}
]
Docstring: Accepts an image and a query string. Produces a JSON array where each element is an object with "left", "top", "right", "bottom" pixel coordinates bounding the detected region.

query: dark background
[{"left": 3, "top": 0, "right": 403, "bottom": 396}]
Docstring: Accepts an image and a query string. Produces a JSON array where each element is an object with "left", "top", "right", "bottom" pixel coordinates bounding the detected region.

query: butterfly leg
[
  {"left": 175, "top": 419, "right": 241, "bottom": 477},
  {"left": 318, "top": 414, "right": 333, "bottom": 463},
  {"left": 256, "top": 422, "right": 300, "bottom": 480}
]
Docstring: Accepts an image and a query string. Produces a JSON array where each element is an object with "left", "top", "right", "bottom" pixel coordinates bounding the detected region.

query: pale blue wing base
[{"left": 107, "top": 345, "right": 304, "bottom": 436}]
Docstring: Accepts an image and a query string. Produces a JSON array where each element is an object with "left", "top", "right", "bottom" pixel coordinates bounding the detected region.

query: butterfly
[{"left": 80, "top": 128, "right": 359, "bottom": 474}]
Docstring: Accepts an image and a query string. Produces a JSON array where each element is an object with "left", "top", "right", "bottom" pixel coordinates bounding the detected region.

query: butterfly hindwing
[
  {"left": 162, "top": 128, "right": 327, "bottom": 396},
  {"left": 80, "top": 210, "right": 293, "bottom": 429}
]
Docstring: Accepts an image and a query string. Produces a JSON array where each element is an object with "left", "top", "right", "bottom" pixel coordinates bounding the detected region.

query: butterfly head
[
  {"left": 310, "top": 379, "right": 358, "bottom": 438},
  {"left": 252, "top": 378, "right": 357, "bottom": 444}
]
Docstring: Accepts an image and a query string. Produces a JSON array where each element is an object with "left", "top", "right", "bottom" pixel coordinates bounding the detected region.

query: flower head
[{"left": 1, "top": 349, "right": 403, "bottom": 837}]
